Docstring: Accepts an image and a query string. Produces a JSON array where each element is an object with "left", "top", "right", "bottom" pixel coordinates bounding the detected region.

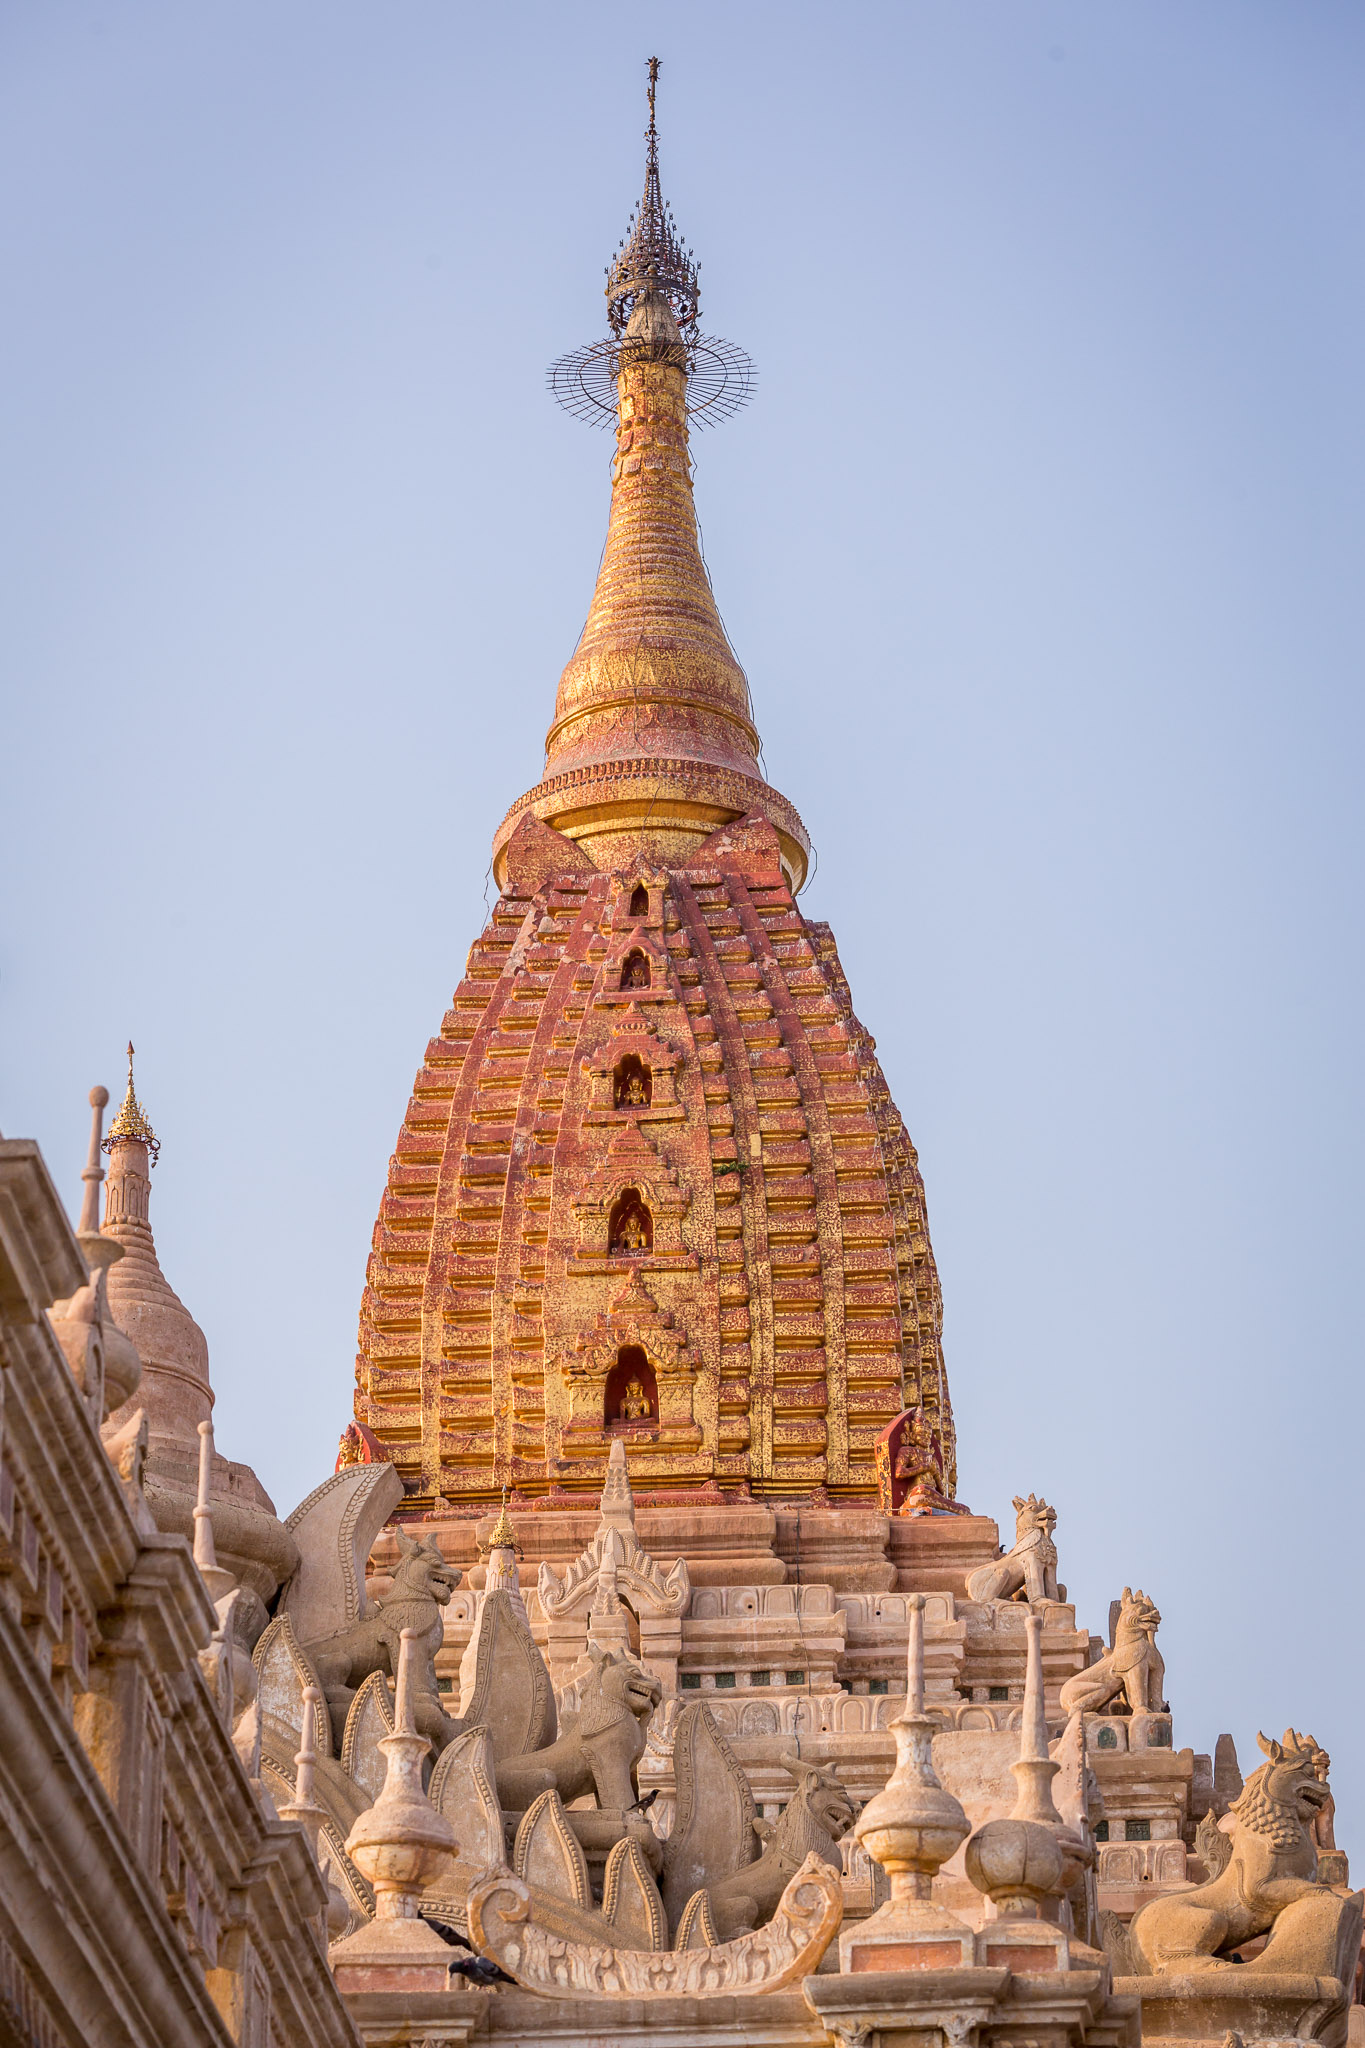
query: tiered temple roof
[{"left": 354, "top": 92, "right": 952, "bottom": 1508}]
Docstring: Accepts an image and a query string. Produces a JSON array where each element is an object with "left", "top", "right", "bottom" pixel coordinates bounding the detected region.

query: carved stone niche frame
[
  {"left": 594, "top": 923, "right": 673, "bottom": 1006},
  {"left": 569, "top": 1122, "right": 696, "bottom": 1272},
  {"left": 554, "top": 1269, "right": 702, "bottom": 1452},
  {"left": 606, "top": 867, "right": 667, "bottom": 935},
  {"left": 581, "top": 1003, "right": 684, "bottom": 1127}
]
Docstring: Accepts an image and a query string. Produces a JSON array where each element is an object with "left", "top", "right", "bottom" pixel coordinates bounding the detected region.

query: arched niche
[
  {"left": 608, "top": 1188, "right": 653, "bottom": 1257},
  {"left": 619, "top": 949, "right": 650, "bottom": 991},
  {"left": 605, "top": 1345, "right": 658, "bottom": 1431},
  {"left": 614, "top": 1054, "right": 652, "bottom": 1110},
  {"left": 628, "top": 883, "right": 649, "bottom": 918}
]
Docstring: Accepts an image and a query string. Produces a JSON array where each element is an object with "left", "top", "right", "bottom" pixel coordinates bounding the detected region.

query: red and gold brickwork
[
  {"left": 355, "top": 271, "right": 953, "bottom": 1509},
  {"left": 357, "top": 829, "right": 952, "bottom": 1508}
]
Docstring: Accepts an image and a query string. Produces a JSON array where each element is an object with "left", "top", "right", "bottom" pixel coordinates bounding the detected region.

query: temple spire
[
  {"left": 497, "top": 64, "right": 810, "bottom": 890},
  {"left": 104, "top": 1042, "right": 159, "bottom": 1162},
  {"left": 605, "top": 59, "right": 700, "bottom": 346}
]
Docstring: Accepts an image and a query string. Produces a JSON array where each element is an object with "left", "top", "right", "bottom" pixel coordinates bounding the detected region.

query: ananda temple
[{"left": 1, "top": 62, "right": 1358, "bottom": 2048}]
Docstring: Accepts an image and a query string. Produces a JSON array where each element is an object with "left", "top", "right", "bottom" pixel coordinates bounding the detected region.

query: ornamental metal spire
[
  {"left": 548, "top": 57, "right": 754, "bottom": 429},
  {"left": 605, "top": 56, "right": 701, "bottom": 345},
  {"left": 103, "top": 1042, "right": 160, "bottom": 1162}
]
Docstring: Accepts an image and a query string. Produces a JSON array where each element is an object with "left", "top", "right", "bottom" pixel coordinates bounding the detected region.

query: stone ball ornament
[{"left": 964, "top": 1816, "right": 1066, "bottom": 1917}]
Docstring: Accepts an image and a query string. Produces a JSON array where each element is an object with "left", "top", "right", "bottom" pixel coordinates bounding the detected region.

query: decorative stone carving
[
  {"left": 538, "top": 1437, "right": 690, "bottom": 1687},
  {"left": 570, "top": 1124, "right": 692, "bottom": 1263},
  {"left": 874, "top": 1406, "right": 966, "bottom": 1519},
  {"left": 495, "top": 1643, "right": 661, "bottom": 1813},
  {"left": 275, "top": 1685, "right": 352, "bottom": 1941},
  {"left": 601, "top": 1834, "right": 667, "bottom": 1951},
  {"left": 842, "top": 1591, "right": 972, "bottom": 1972},
  {"left": 253, "top": 1612, "right": 333, "bottom": 1764},
  {"left": 1130, "top": 1729, "right": 1362, "bottom": 1977},
  {"left": 339, "top": 1669, "right": 394, "bottom": 1808},
  {"left": 661, "top": 1698, "right": 760, "bottom": 1932},
  {"left": 425, "top": 1721, "right": 507, "bottom": 1911},
  {"left": 1195, "top": 1804, "right": 1233, "bottom": 1880},
  {"left": 964, "top": 1494, "right": 1059, "bottom": 1604},
  {"left": 555, "top": 1267, "right": 700, "bottom": 1449},
  {"left": 467, "top": 1852, "right": 843, "bottom": 1996},
  {"left": 1060, "top": 1587, "right": 1165, "bottom": 1716},
  {"left": 303, "top": 1527, "right": 461, "bottom": 1750},
  {"left": 514, "top": 1788, "right": 594, "bottom": 1905},
  {"left": 99, "top": 1052, "right": 298, "bottom": 1637},
  {"left": 458, "top": 1586, "right": 557, "bottom": 1763},
  {"left": 281, "top": 1460, "right": 404, "bottom": 1648},
  {"left": 582, "top": 1006, "right": 684, "bottom": 1125},
  {"left": 705, "top": 1758, "right": 853, "bottom": 1941},
  {"left": 329, "top": 1629, "right": 457, "bottom": 1993},
  {"left": 959, "top": 1610, "right": 1093, "bottom": 1972}
]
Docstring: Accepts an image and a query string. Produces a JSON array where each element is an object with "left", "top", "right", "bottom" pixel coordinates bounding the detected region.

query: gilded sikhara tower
[{"left": 355, "top": 71, "right": 953, "bottom": 1509}]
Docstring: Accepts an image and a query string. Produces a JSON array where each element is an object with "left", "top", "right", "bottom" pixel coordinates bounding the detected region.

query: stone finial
[
  {"left": 331, "top": 1629, "right": 459, "bottom": 1987},
  {"left": 192, "top": 1418, "right": 235, "bottom": 1603},
  {"left": 193, "top": 1419, "right": 220, "bottom": 1575},
  {"left": 279, "top": 1685, "right": 351, "bottom": 1940},
  {"left": 965, "top": 1611, "right": 1088, "bottom": 1924},
  {"left": 78, "top": 1085, "right": 109, "bottom": 1236},
  {"left": 599, "top": 1435, "right": 636, "bottom": 1533},
  {"left": 1011, "top": 1612, "right": 1065, "bottom": 1826},
  {"left": 342, "top": 1627, "right": 456, "bottom": 1921},
  {"left": 278, "top": 1683, "right": 326, "bottom": 1829},
  {"left": 841, "top": 1593, "right": 973, "bottom": 1971}
]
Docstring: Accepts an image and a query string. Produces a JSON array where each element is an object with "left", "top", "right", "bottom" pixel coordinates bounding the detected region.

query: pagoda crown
[{"left": 492, "top": 63, "right": 810, "bottom": 892}]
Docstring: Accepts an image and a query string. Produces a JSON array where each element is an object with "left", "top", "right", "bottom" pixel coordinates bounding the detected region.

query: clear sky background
[{"left": 4, "top": 4, "right": 1362, "bottom": 1837}]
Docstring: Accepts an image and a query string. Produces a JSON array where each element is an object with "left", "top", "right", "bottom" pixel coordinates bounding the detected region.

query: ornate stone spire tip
[
  {"left": 487, "top": 1493, "right": 517, "bottom": 1551},
  {"left": 103, "top": 1042, "right": 160, "bottom": 1163}
]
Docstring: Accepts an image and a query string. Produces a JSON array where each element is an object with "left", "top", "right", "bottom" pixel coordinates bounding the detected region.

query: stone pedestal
[
  {"left": 328, "top": 1916, "right": 455, "bottom": 1996},
  {"left": 1114, "top": 1969, "right": 1356, "bottom": 2048},
  {"left": 804, "top": 1959, "right": 1137, "bottom": 2048}
]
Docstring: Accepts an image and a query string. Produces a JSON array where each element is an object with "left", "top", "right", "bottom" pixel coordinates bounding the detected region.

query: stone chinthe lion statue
[
  {"left": 1059, "top": 1587, "right": 1165, "bottom": 1717},
  {"left": 306, "top": 1527, "right": 462, "bottom": 1750},
  {"left": 701, "top": 1760, "right": 856, "bottom": 1943},
  {"left": 1130, "top": 1729, "right": 1363, "bottom": 1977},
  {"left": 965, "top": 1494, "right": 1059, "bottom": 1604},
  {"left": 495, "top": 1646, "right": 662, "bottom": 1814}
]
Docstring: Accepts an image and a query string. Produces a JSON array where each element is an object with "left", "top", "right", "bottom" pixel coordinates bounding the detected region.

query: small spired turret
[
  {"left": 48, "top": 1084, "right": 142, "bottom": 1422},
  {"left": 100, "top": 1045, "right": 297, "bottom": 1641}
]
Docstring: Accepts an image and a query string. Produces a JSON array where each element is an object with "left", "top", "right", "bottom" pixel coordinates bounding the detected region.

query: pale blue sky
[{"left": 4, "top": 5, "right": 1362, "bottom": 1833}]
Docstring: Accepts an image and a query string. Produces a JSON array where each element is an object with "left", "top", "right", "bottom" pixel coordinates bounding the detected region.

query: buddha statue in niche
[
  {"left": 608, "top": 1188, "right": 653, "bottom": 1257},
  {"left": 614, "top": 1055, "right": 652, "bottom": 1110}
]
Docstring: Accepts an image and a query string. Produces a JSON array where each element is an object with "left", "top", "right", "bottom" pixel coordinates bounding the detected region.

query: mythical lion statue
[
  {"left": 700, "top": 1760, "right": 855, "bottom": 1943},
  {"left": 1130, "top": 1730, "right": 1362, "bottom": 1977},
  {"left": 965, "top": 1494, "right": 1059, "bottom": 1604},
  {"left": 1059, "top": 1587, "right": 1165, "bottom": 1717},
  {"left": 495, "top": 1646, "right": 661, "bottom": 1814},
  {"left": 305, "top": 1527, "right": 462, "bottom": 1750}
]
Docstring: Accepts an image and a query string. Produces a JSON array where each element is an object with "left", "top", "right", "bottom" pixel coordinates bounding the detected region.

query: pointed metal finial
[
  {"left": 603, "top": 56, "right": 700, "bottom": 345},
  {"left": 104, "top": 1041, "right": 160, "bottom": 1162},
  {"left": 487, "top": 1485, "right": 517, "bottom": 1552},
  {"left": 547, "top": 60, "right": 756, "bottom": 430}
]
